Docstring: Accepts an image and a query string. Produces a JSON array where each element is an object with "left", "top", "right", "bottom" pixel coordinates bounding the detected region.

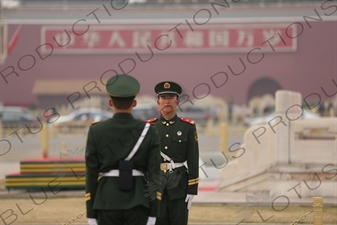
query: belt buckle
[{"left": 160, "top": 163, "right": 168, "bottom": 173}]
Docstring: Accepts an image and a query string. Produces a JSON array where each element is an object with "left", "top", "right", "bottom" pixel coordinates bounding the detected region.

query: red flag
[{"left": 7, "top": 25, "right": 22, "bottom": 55}]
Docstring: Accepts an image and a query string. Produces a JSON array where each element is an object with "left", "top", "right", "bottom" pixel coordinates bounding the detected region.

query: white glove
[
  {"left": 146, "top": 216, "right": 156, "bottom": 225},
  {"left": 185, "top": 194, "right": 195, "bottom": 209},
  {"left": 88, "top": 218, "right": 98, "bottom": 225}
]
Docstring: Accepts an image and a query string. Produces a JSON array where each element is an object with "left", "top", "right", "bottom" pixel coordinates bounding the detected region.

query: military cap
[
  {"left": 105, "top": 74, "right": 140, "bottom": 97},
  {"left": 154, "top": 81, "right": 182, "bottom": 97}
]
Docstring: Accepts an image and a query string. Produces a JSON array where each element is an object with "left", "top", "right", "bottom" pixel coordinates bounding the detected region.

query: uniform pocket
[{"left": 172, "top": 137, "right": 187, "bottom": 143}]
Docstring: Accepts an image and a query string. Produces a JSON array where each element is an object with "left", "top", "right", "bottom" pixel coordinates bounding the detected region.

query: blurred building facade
[{"left": 0, "top": 1, "right": 336, "bottom": 109}]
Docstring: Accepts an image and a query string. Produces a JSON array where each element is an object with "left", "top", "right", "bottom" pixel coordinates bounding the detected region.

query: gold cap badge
[{"left": 164, "top": 82, "right": 170, "bottom": 89}]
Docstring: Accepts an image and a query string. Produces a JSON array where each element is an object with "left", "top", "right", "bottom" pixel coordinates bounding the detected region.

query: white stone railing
[
  {"left": 289, "top": 118, "right": 336, "bottom": 164},
  {"left": 219, "top": 90, "right": 337, "bottom": 195}
]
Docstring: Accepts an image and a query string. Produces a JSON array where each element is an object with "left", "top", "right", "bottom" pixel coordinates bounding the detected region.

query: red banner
[{"left": 41, "top": 23, "right": 297, "bottom": 54}]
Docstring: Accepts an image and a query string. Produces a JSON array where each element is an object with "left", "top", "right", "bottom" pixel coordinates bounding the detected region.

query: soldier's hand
[
  {"left": 88, "top": 218, "right": 98, "bottom": 225},
  {"left": 185, "top": 194, "right": 195, "bottom": 209},
  {"left": 146, "top": 216, "right": 156, "bottom": 225}
]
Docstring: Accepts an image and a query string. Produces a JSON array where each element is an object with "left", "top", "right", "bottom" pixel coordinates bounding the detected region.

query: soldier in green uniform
[
  {"left": 146, "top": 81, "right": 199, "bottom": 225},
  {"left": 85, "top": 74, "right": 161, "bottom": 225}
]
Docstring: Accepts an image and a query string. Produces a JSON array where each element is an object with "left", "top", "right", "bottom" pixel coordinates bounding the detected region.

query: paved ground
[
  {"left": 1, "top": 187, "right": 336, "bottom": 225},
  {"left": 1, "top": 179, "right": 337, "bottom": 205},
  {"left": 2, "top": 188, "right": 336, "bottom": 225},
  {"left": 3, "top": 186, "right": 337, "bottom": 204},
  {"left": 6, "top": 224, "right": 318, "bottom": 225}
]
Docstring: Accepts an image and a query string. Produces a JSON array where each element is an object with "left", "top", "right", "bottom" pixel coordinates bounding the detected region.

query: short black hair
[{"left": 110, "top": 96, "right": 135, "bottom": 109}]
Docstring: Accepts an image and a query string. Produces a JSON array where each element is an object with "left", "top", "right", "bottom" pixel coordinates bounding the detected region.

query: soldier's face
[{"left": 157, "top": 95, "right": 180, "bottom": 116}]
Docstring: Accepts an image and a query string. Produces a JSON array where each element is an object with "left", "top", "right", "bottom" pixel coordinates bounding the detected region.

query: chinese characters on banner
[{"left": 41, "top": 23, "right": 297, "bottom": 54}]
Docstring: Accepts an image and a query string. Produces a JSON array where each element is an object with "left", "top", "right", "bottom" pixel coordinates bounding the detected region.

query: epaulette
[
  {"left": 180, "top": 117, "right": 195, "bottom": 125},
  {"left": 146, "top": 118, "right": 158, "bottom": 123},
  {"left": 91, "top": 122, "right": 99, "bottom": 126}
]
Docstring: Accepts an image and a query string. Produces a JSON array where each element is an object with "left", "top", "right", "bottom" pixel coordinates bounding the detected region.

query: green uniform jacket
[
  {"left": 85, "top": 113, "right": 161, "bottom": 219},
  {"left": 148, "top": 114, "right": 199, "bottom": 200}
]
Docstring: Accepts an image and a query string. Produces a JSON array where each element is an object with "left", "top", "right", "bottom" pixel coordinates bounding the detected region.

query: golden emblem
[
  {"left": 194, "top": 131, "right": 198, "bottom": 143},
  {"left": 164, "top": 82, "right": 170, "bottom": 89}
]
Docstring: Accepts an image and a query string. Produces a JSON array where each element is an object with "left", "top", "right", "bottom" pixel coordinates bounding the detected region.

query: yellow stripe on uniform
[
  {"left": 188, "top": 178, "right": 199, "bottom": 183},
  {"left": 85, "top": 193, "right": 91, "bottom": 201},
  {"left": 156, "top": 191, "right": 162, "bottom": 200},
  {"left": 188, "top": 178, "right": 199, "bottom": 186}
]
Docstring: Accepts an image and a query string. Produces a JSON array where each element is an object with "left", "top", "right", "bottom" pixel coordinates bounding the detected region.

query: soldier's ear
[
  {"left": 133, "top": 99, "right": 137, "bottom": 108},
  {"left": 109, "top": 99, "right": 113, "bottom": 107}
]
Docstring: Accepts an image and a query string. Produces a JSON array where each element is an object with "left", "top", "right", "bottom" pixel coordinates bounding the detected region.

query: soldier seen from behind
[{"left": 85, "top": 74, "right": 161, "bottom": 225}]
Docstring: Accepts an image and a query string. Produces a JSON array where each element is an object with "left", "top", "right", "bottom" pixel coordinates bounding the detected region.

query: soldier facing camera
[{"left": 147, "top": 81, "right": 199, "bottom": 225}]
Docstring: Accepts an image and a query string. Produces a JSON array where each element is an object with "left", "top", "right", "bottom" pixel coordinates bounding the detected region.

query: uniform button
[
  {"left": 166, "top": 123, "right": 169, "bottom": 126},
  {"left": 179, "top": 140, "right": 181, "bottom": 142},
  {"left": 165, "top": 146, "right": 168, "bottom": 149},
  {"left": 166, "top": 134, "right": 169, "bottom": 137}
]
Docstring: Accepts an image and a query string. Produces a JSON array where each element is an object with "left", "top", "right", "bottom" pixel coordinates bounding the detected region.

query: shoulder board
[
  {"left": 91, "top": 122, "right": 99, "bottom": 126},
  {"left": 146, "top": 118, "right": 158, "bottom": 123},
  {"left": 180, "top": 117, "right": 195, "bottom": 125}
]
